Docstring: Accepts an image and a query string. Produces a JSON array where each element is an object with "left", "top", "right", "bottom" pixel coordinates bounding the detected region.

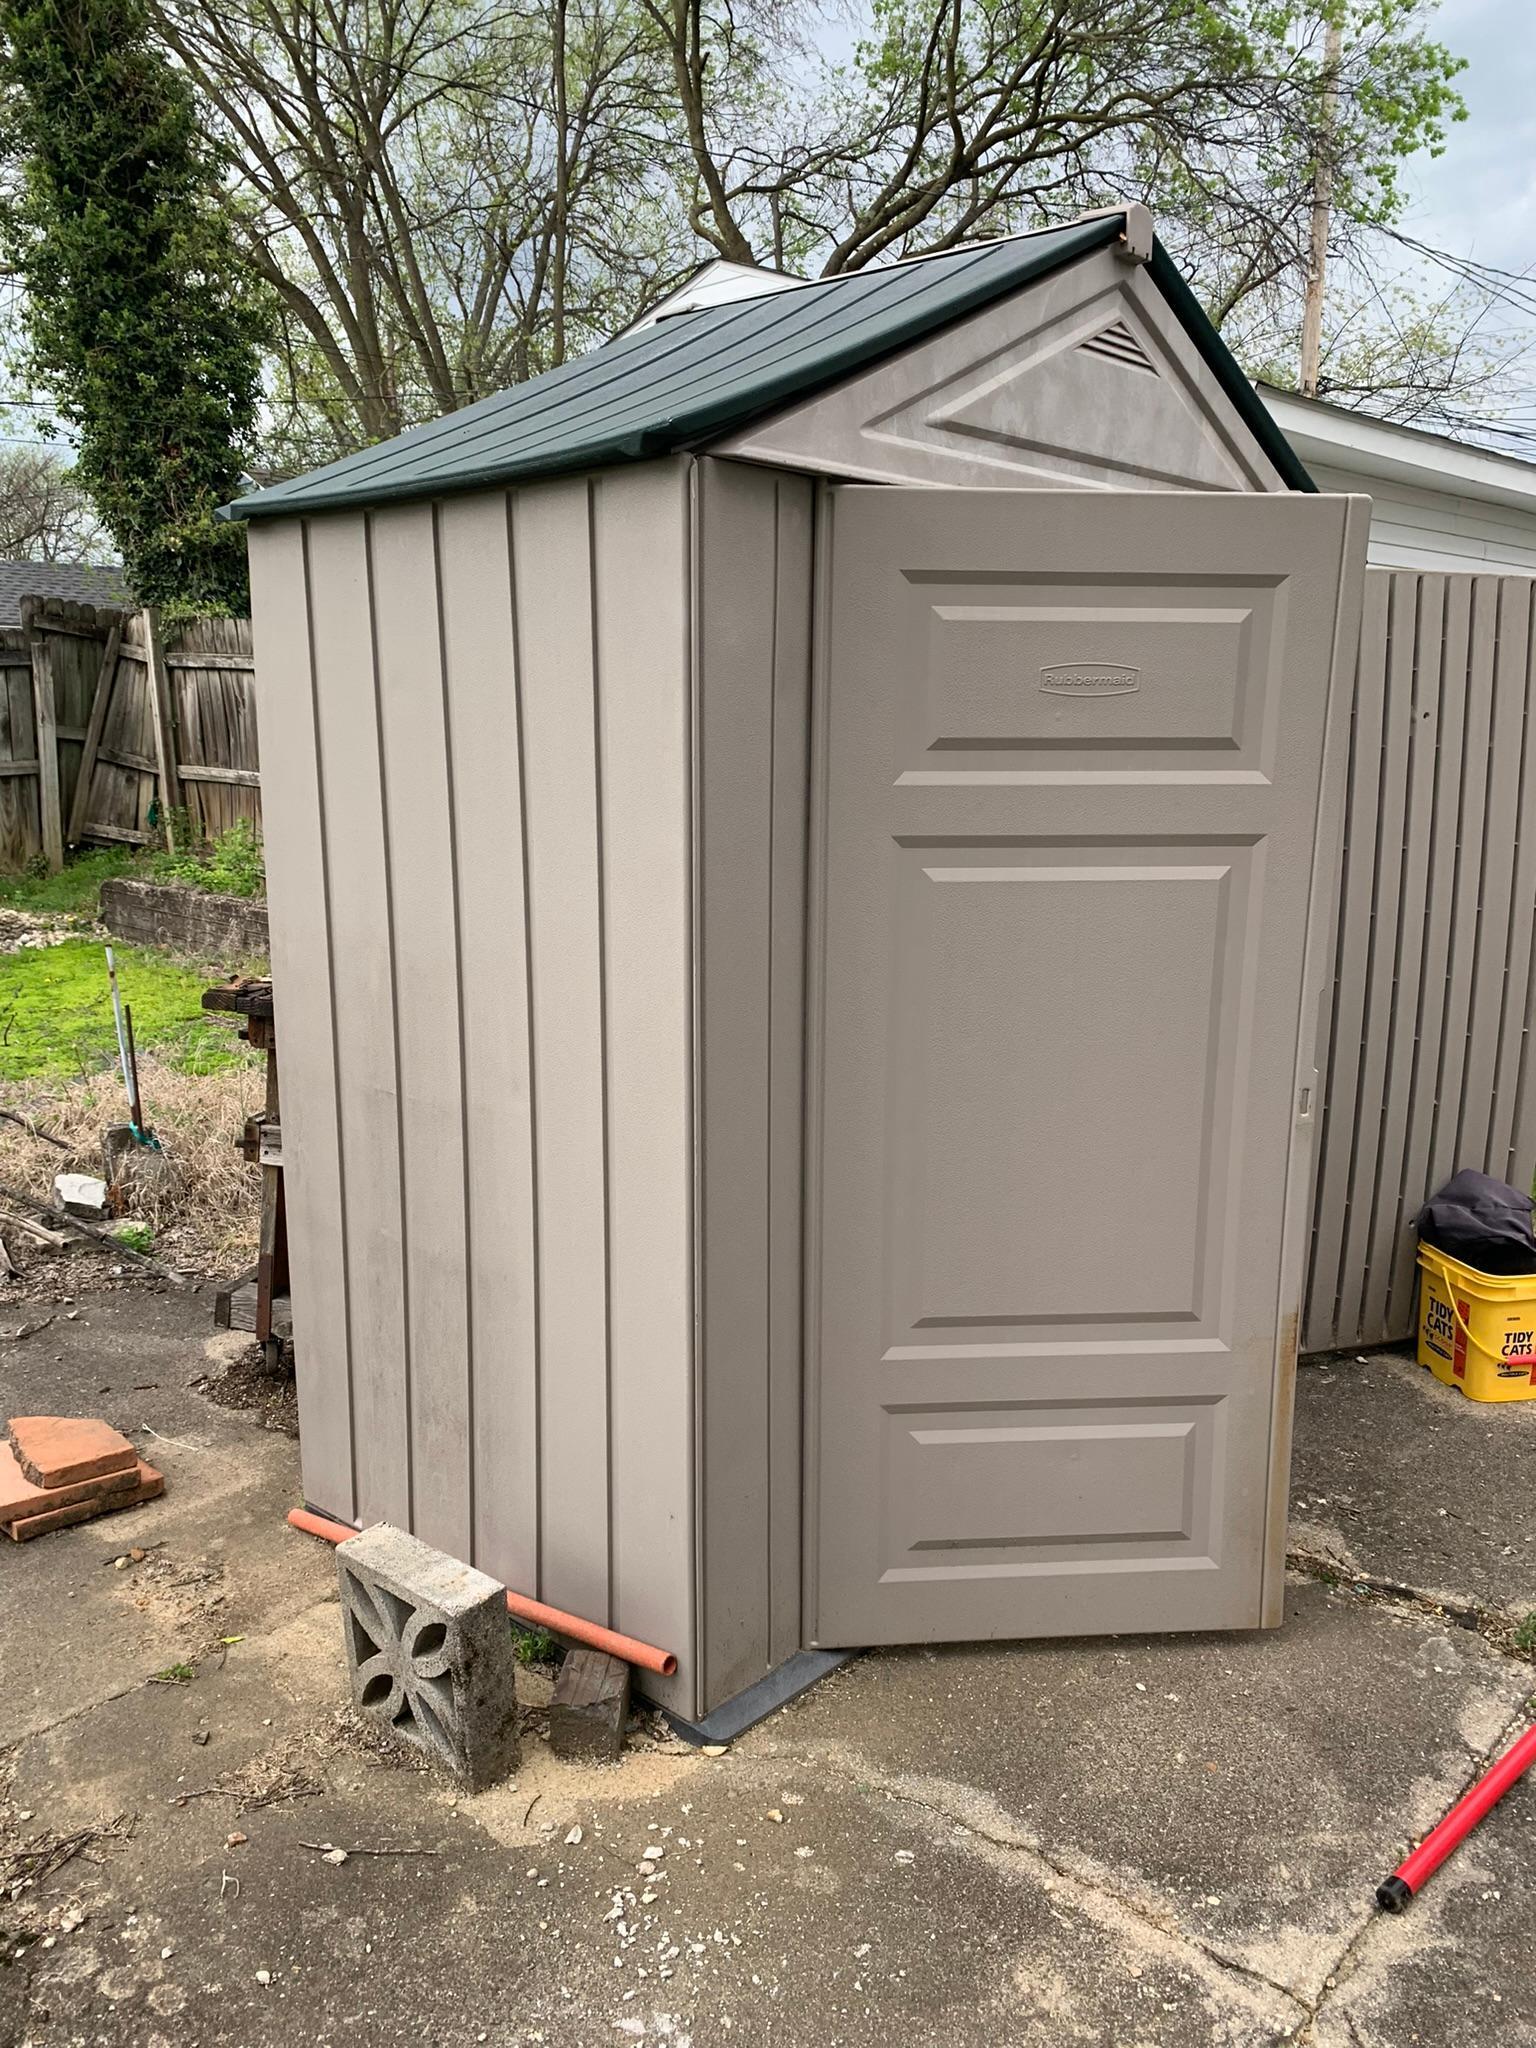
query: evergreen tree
[{"left": 0, "top": 0, "right": 270, "bottom": 610}]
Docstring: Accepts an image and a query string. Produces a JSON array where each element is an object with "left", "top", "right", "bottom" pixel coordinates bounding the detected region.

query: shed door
[{"left": 808, "top": 486, "right": 1364, "bottom": 1647}]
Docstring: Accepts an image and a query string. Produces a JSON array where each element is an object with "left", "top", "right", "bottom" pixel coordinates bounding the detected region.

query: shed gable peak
[{"left": 712, "top": 252, "right": 1285, "bottom": 494}]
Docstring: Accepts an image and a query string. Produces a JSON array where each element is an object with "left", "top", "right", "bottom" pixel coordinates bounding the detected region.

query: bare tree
[
  {"left": 0, "top": 445, "right": 111, "bottom": 561},
  {"left": 640, "top": 0, "right": 1463, "bottom": 304},
  {"left": 154, "top": 0, "right": 692, "bottom": 465},
  {"left": 151, "top": 0, "right": 1466, "bottom": 464}
]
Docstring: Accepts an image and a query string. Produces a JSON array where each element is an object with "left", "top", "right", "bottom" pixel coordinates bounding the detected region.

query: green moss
[{"left": 0, "top": 938, "right": 248, "bottom": 1078}]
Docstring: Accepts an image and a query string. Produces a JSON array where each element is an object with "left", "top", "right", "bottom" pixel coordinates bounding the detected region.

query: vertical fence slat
[
  {"left": 1426, "top": 578, "right": 1500, "bottom": 1203},
  {"left": 1334, "top": 573, "right": 1416, "bottom": 1345},
  {"left": 1492, "top": 600, "right": 1536, "bottom": 1186},
  {"left": 1306, "top": 568, "right": 1536, "bottom": 1354},
  {"left": 1307, "top": 572, "right": 1389, "bottom": 1346},
  {"left": 1462, "top": 578, "right": 1532, "bottom": 1170},
  {"left": 24, "top": 602, "right": 64, "bottom": 873},
  {"left": 1366, "top": 576, "right": 1443, "bottom": 1342},
  {"left": 65, "top": 620, "right": 122, "bottom": 848}
]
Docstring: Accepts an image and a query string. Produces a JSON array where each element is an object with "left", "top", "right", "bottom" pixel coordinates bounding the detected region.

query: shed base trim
[{"left": 650, "top": 1649, "right": 857, "bottom": 1745}]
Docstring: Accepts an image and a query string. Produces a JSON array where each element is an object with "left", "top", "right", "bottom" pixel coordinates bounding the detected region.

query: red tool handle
[{"left": 1377, "top": 1722, "right": 1536, "bottom": 1910}]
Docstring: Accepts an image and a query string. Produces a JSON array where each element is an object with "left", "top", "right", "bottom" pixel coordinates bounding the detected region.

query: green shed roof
[{"left": 230, "top": 217, "right": 1312, "bottom": 520}]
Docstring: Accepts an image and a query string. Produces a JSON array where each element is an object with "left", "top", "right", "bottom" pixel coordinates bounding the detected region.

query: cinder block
[
  {"left": 336, "top": 1524, "right": 518, "bottom": 1789},
  {"left": 548, "top": 1647, "right": 631, "bottom": 1764}
]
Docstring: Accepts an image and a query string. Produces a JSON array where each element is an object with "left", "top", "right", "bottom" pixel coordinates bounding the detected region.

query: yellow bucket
[{"left": 1417, "top": 1244, "right": 1536, "bottom": 1401}]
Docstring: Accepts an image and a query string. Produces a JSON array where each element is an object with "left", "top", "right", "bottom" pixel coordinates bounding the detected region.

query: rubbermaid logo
[{"left": 1039, "top": 663, "right": 1141, "bottom": 697}]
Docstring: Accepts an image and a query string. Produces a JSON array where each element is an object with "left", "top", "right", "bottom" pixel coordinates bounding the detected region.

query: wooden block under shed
[{"left": 547, "top": 1648, "right": 631, "bottom": 1764}]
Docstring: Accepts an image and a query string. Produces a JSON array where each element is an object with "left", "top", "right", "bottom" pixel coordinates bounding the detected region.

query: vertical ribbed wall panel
[
  {"left": 253, "top": 466, "right": 699, "bottom": 1714},
  {"left": 1304, "top": 569, "right": 1536, "bottom": 1353}
]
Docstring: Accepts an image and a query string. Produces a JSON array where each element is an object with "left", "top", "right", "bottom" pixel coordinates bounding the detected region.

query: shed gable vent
[{"left": 1078, "top": 320, "right": 1156, "bottom": 374}]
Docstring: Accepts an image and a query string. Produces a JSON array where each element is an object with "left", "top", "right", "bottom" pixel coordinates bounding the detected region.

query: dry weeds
[{"left": 0, "top": 1052, "right": 263, "bottom": 1275}]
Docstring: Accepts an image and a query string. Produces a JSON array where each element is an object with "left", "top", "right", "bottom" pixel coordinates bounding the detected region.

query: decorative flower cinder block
[{"left": 336, "top": 1524, "right": 518, "bottom": 1789}]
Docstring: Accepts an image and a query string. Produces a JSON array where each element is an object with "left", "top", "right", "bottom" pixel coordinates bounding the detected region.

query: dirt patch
[
  {"left": 169, "top": 1715, "right": 391, "bottom": 1819},
  {"left": 118, "top": 1547, "right": 234, "bottom": 1665},
  {"left": 191, "top": 1334, "right": 299, "bottom": 1438}
]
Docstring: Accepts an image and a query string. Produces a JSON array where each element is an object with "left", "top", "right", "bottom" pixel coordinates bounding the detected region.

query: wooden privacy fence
[
  {"left": 0, "top": 597, "right": 259, "bottom": 872},
  {"left": 1304, "top": 568, "right": 1536, "bottom": 1354}
]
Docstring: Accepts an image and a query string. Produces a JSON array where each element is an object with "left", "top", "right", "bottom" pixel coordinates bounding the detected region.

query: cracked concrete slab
[
  {"left": 1308, "top": 1772, "right": 1536, "bottom": 2047},
  {"left": 1291, "top": 1348, "right": 1536, "bottom": 1622},
  {"left": 750, "top": 1580, "right": 1533, "bottom": 2004},
  {"left": 6, "top": 1287, "right": 1536, "bottom": 2048}
]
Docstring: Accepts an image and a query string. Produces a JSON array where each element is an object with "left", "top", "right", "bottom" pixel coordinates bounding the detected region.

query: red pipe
[
  {"left": 1377, "top": 1721, "right": 1536, "bottom": 1910},
  {"left": 287, "top": 1506, "right": 678, "bottom": 1677}
]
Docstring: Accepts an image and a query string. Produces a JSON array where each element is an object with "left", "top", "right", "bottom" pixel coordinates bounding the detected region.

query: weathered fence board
[
  {"left": 0, "top": 630, "right": 38, "bottom": 870},
  {"left": 1304, "top": 568, "right": 1536, "bottom": 1353},
  {"left": 0, "top": 597, "right": 260, "bottom": 870},
  {"left": 169, "top": 615, "right": 259, "bottom": 840}
]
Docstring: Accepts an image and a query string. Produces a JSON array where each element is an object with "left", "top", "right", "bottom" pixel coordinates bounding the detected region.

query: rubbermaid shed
[{"left": 233, "top": 209, "right": 1369, "bottom": 1731}]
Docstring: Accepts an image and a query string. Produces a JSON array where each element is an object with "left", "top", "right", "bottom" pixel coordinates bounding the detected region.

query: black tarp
[{"left": 1417, "top": 1169, "right": 1536, "bottom": 1276}]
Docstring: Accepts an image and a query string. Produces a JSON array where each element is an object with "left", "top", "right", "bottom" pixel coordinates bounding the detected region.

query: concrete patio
[{"left": 3, "top": 1288, "right": 1535, "bottom": 2048}]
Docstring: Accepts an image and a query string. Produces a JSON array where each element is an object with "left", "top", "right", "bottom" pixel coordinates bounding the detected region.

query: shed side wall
[
  {"left": 695, "top": 458, "right": 816, "bottom": 1710},
  {"left": 247, "top": 523, "right": 355, "bottom": 1519},
  {"left": 246, "top": 464, "right": 697, "bottom": 1713}
]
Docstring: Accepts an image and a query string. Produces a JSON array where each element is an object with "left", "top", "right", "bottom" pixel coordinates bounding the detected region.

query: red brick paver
[
  {"left": 7, "top": 1415, "right": 138, "bottom": 1490},
  {"left": 0, "top": 1441, "right": 139, "bottom": 1525},
  {"left": 4, "top": 1459, "right": 164, "bottom": 1542}
]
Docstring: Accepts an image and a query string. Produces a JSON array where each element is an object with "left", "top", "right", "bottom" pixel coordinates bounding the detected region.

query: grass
[
  {"left": 0, "top": 834, "right": 268, "bottom": 1278},
  {"left": 0, "top": 821, "right": 265, "bottom": 921},
  {"left": 0, "top": 846, "right": 136, "bottom": 917},
  {"left": 148, "top": 1663, "right": 198, "bottom": 1685},
  {"left": 0, "top": 939, "right": 251, "bottom": 1080},
  {"left": 147, "top": 818, "right": 265, "bottom": 900},
  {"left": 1515, "top": 1613, "right": 1536, "bottom": 1656}
]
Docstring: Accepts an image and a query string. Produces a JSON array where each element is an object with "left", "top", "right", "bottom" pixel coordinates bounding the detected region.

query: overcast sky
[{"left": 1406, "top": 0, "right": 1536, "bottom": 270}]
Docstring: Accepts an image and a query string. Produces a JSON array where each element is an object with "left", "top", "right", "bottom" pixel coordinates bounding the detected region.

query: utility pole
[{"left": 1299, "top": 19, "right": 1344, "bottom": 399}]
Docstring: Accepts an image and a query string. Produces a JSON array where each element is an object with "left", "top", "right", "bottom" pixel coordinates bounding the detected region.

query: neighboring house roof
[
  {"left": 619, "top": 257, "right": 806, "bottom": 335},
  {"left": 0, "top": 558, "right": 129, "bottom": 629},
  {"left": 231, "top": 215, "right": 1313, "bottom": 521},
  {"left": 1259, "top": 384, "right": 1536, "bottom": 515}
]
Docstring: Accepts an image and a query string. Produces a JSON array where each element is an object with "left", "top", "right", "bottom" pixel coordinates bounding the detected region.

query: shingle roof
[
  {"left": 230, "top": 218, "right": 1312, "bottom": 520},
  {"left": 0, "top": 558, "right": 130, "bottom": 628}
]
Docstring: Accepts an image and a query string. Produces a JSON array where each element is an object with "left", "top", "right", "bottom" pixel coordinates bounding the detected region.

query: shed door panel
[{"left": 809, "top": 487, "right": 1360, "bottom": 1646}]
